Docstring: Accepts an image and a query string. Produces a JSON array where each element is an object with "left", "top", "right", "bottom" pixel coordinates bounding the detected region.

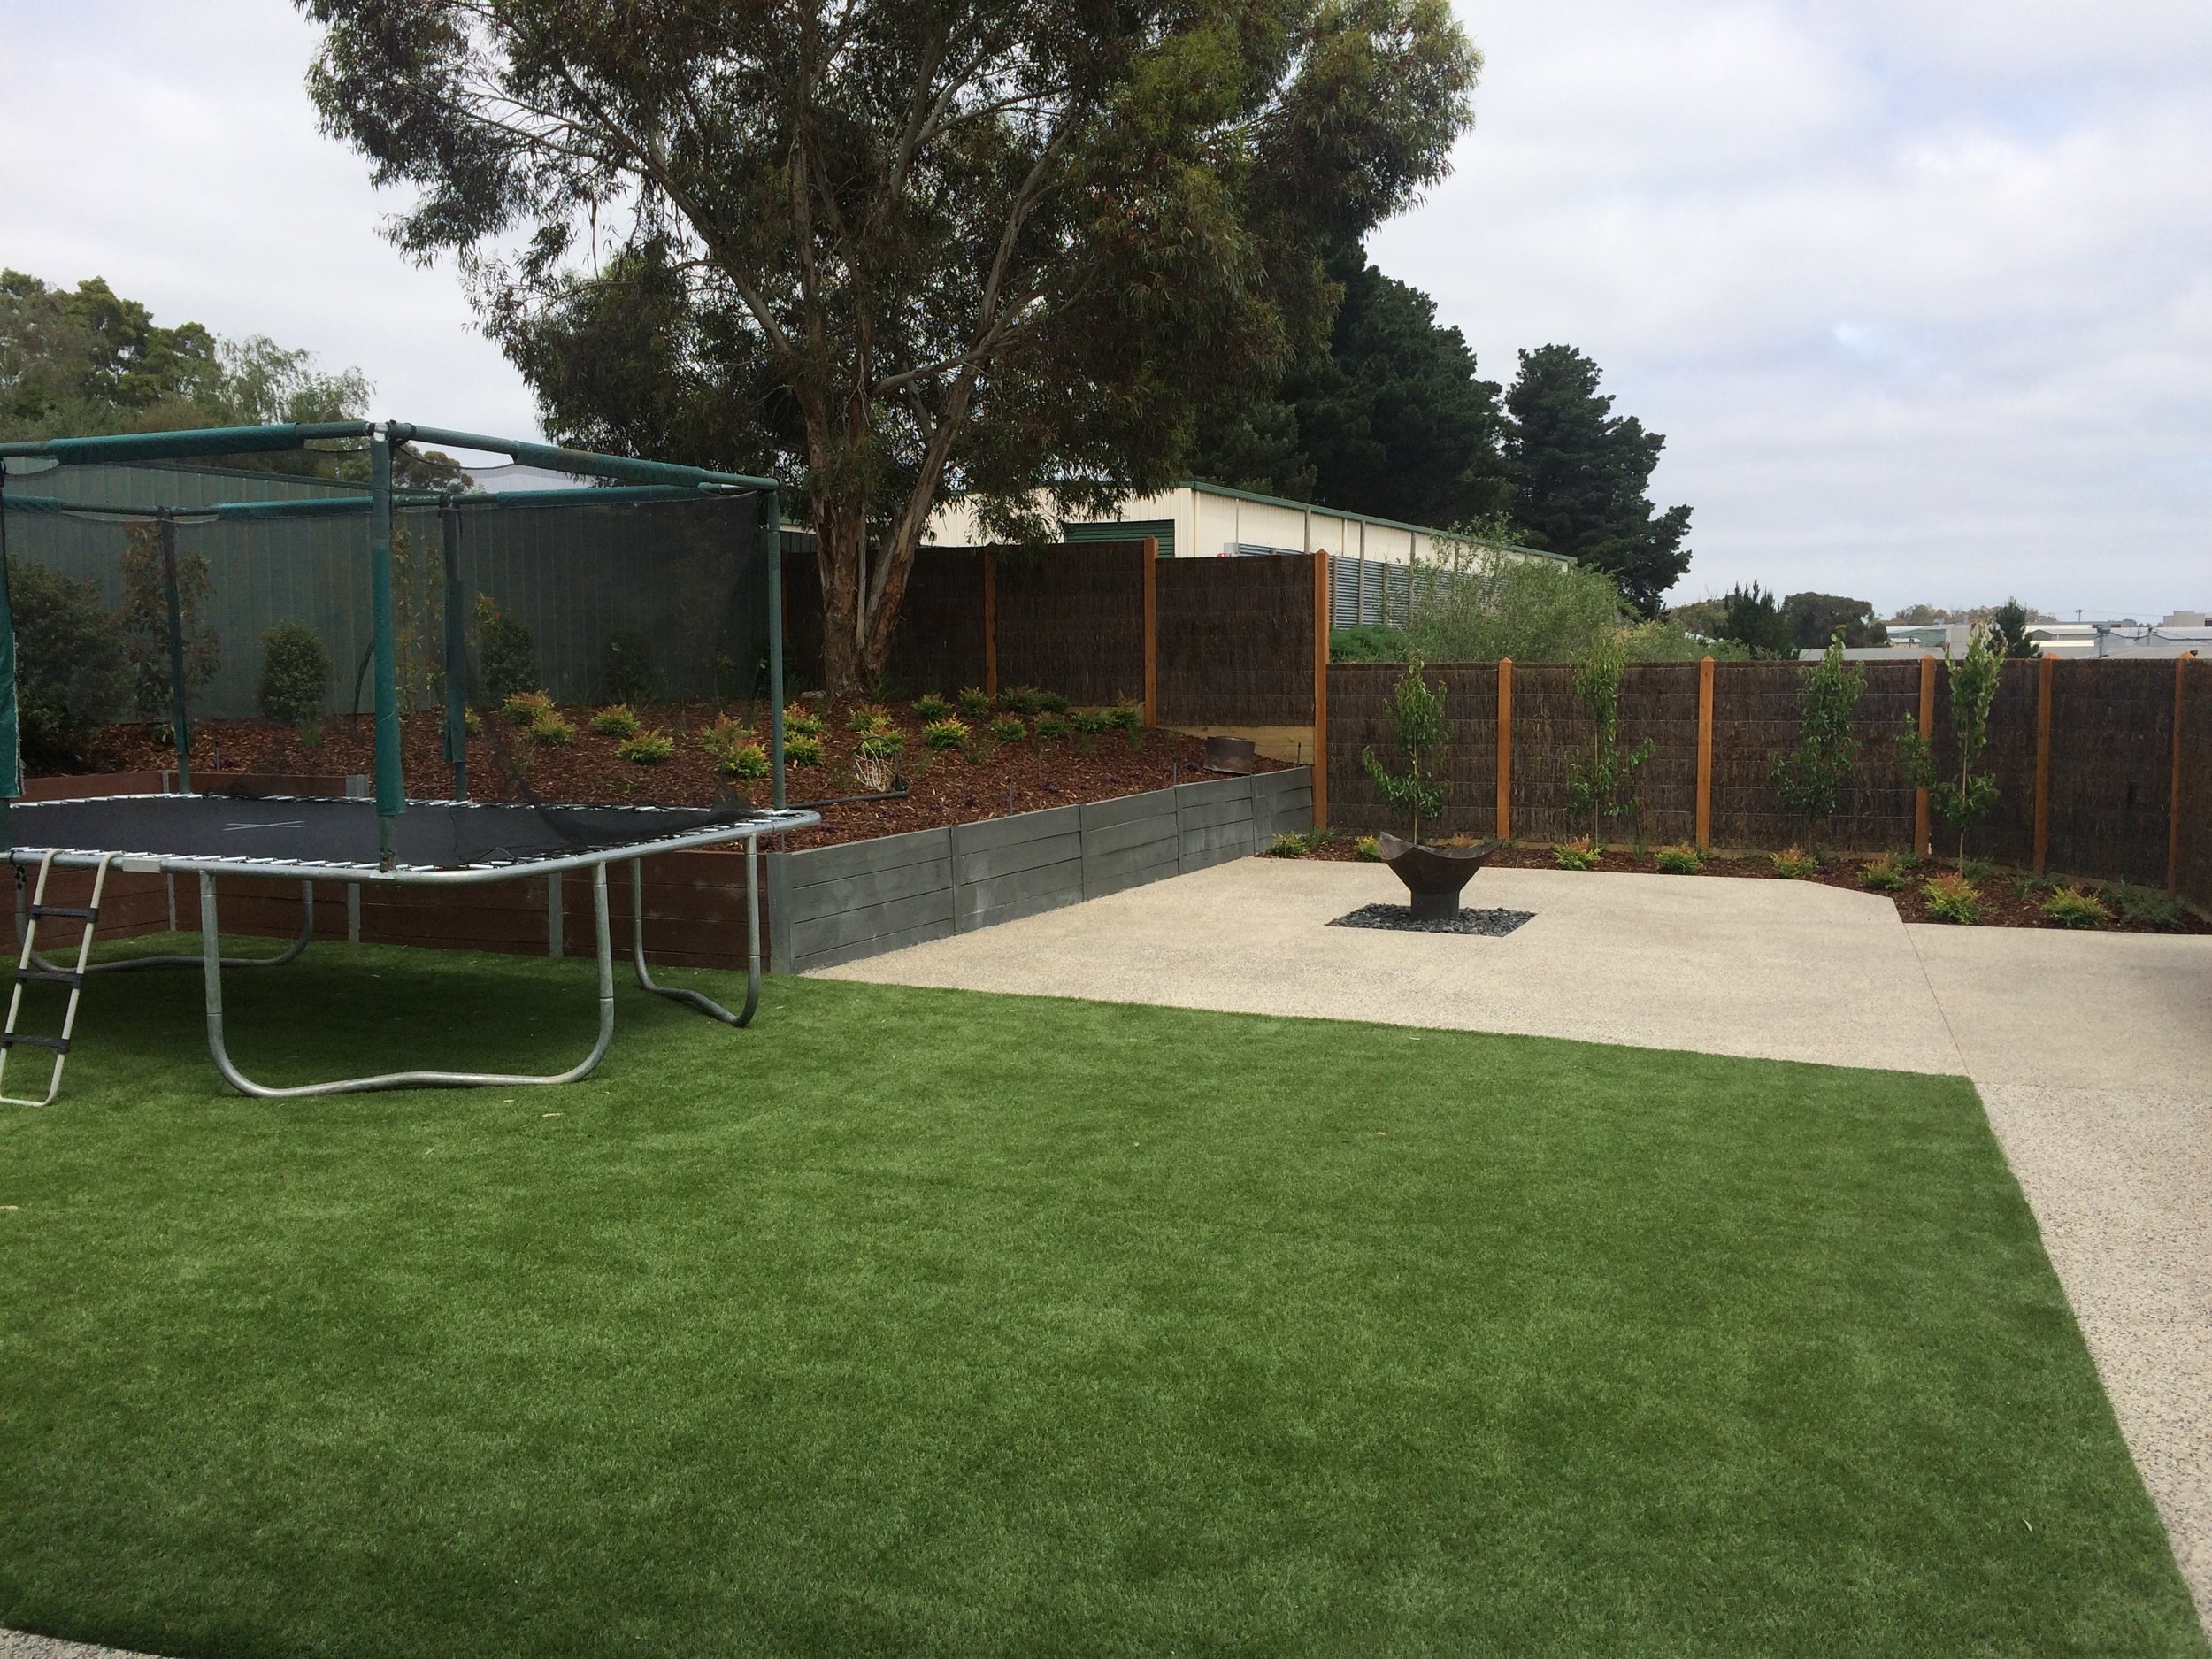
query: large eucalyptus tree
[{"left": 298, "top": 0, "right": 1477, "bottom": 691}]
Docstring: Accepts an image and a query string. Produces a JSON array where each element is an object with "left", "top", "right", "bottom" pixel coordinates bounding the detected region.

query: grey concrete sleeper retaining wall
[{"left": 767, "top": 768, "right": 1311, "bottom": 972}]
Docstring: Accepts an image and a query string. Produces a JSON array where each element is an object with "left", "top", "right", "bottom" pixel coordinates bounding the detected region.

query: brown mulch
[
  {"left": 82, "top": 698, "right": 1282, "bottom": 852},
  {"left": 1294, "top": 833, "right": 2208, "bottom": 934}
]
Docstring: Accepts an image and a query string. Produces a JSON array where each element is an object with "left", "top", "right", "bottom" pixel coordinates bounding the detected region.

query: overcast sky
[{"left": 4, "top": 2, "right": 2206, "bottom": 619}]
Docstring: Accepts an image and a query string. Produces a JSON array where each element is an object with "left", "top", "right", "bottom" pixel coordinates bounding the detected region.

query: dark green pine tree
[
  {"left": 1186, "top": 246, "right": 1509, "bottom": 528},
  {"left": 1502, "top": 344, "right": 1692, "bottom": 616}
]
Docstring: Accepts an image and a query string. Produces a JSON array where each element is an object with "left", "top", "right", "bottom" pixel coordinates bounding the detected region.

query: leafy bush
[
  {"left": 998, "top": 685, "right": 1045, "bottom": 715},
  {"left": 956, "top": 687, "right": 992, "bottom": 718},
  {"left": 1032, "top": 688, "right": 1069, "bottom": 714},
  {"left": 473, "top": 595, "right": 537, "bottom": 701},
  {"left": 1331, "top": 624, "right": 1410, "bottom": 663},
  {"left": 617, "top": 729, "right": 674, "bottom": 765},
  {"left": 1354, "top": 835, "right": 1383, "bottom": 862},
  {"left": 1654, "top": 842, "right": 1702, "bottom": 874},
  {"left": 1554, "top": 838, "right": 1601, "bottom": 871},
  {"left": 1769, "top": 636, "right": 1865, "bottom": 845},
  {"left": 1266, "top": 832, "right": 1310, "bottom": 857},
  {"left": 529, "top": 710, "right": 575, "bottom": 747},
  {"left": 782, "top": 703, "right": 825, "bottom": 739},
  {"left": 1071, "top": 708, "right": 1115, "bottom": 736},
  {"left": 921, "top": 718, "right": 969, "bottom": 750},
  {"left": 1771, "top": 845, "right": 1819, "bottom": 879},
  {"left": 1921, "top": 872, "right": 1981, "bottom": 924},
  {"left": 257, "top": 622, "right": 330, "bottom": 738},
  {"left": 849, "top": 703, "right": 894, "bottom": 735},
  {"left": 1960, "top": 856, "right": 1996, "bottom": 881},
  {"left": 699, "top": 714, "right": 758, "bottom": 772},
  {"left": 590, "top": 704, "right": 640, "bottom": 738},
  {"left": 464, "top": 707, "right": 481, "bottom": 735},
  {"left": 784, "top": 733, "right": 824, "bottom": 767},
  {"left": 1105, "top": 701, "right": 1142, "bottom": 733},
  {"left": 723, "top": 741, "right": 771, "bottom": 780},
  {"left": 1033, "top": 712, "right": 1070, "bottom": 739},
  {"left": 858, "top": 729, "right": 906, "bottom": 759},
  {"left": 601, "top": 629, "right": 657, "bottom": 704},
  {"left": 8, "top": 561, "right": 129, "bottom": 770},
  {"left": 2108, "top": 883, "right": 2185, "bottom": 931},
  {"left": 2041, "top": 886, "right": 2108, "bottom": 929},
  {"left": 914, "top": 692, "right": 955, "bottom": 721},
  {"left": 1565, "top": 628, "right": 1653, "bottom": 844},
  {"left": 1858, "top": 853, "right": 1910, "bottom": 891},
  {"left": 502, "top": 689, "right": 552, "bottom": 726},
  {"left": 990, "top": 717, "right": 1026, "bottom": 742},
  {"left": 1361, "top": 658, "right": 1451, "bottom": 842}
]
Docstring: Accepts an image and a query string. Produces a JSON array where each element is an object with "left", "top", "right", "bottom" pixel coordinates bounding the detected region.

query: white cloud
[{"left": 1371, "top": 0, "right": 2212, "bottom": 617}]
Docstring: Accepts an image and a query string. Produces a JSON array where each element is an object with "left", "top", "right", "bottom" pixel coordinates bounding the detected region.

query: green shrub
[
  {"left": 2108, "top": 882, "right": 2185, "bottom": 931},
  {"left": 257, "top": 622, "right": 331, "bottom": 738},
  {"left": 921, "top": 718, "right": 969, "bottom": 750},
  {"left": 849, "top": 703, "right": 893, "bottom": 735},
  {"left": 1071, "top": 708, "right": 1115, "bottom": 736},
  {"left": 725, "top": 741, "right": 771, "bottom": 780},
  {"left": 529, "top": 710, "right": 574, "bottom": 747},
  {"left": 473, "top": 595, "right": 537, "bottom": 701},
  {"left": 2040, "top": 886, "right": 2108, "bottom": 930},
  {"left": 1654, "top": 842, "right": 1702, "bottom": 874},
  {"left": 464, "top": 707, "right": 481, "bottom": 735},
  {"left": 1858, "top": 853, "right": 1909, "bottom": 891},
  {"left": 617, "top": 729, "right": 674, "bottom": 765},
  {"left": 590, "top": 704, "right": 640, "bottom": 738},
  {"left": 782, "top": 703, "right": 825, "bottom": 740},
  {"left": 8, "top": 560, "right": 129, "bottom": 770},
  {"left": 1266, "top": 832, "right": 1309, "bottom": 857},
  {"left": 1032, "top": 688, "right": 1069, "bottom": 714},
  {"left": 1771, "top": 844, "right": 1819, "bottom": 879},
  {"left": 1554, "top": 838, "right": 1601, "bottom": 871},
  {"left": 699, "top": 714, "right": 760, "bottom": 773},
  {"left": 1355, "top": 835, "right": 1383, "bottom": 862},
  {"left": 858, "top": 730, "right": 906, "bottom": 759},
  {"left": 1033, "top": 712, "right": 1070, "bottom": 739},
  {"left": 502, "top": 689, "right": 551, "bottom": 726},
  {"left": 601, "top": 629, "right": 657, "bottom": 704},
  {"left": 1769, "top": 637, "right": 1865, "bottom": 846},
  {"left": 914, "top": 693, "right": 954, "bottom": 722},
  {"left": 990, "top": 717, "right": 1027, "bottom": 742},
  {"left": 1361, "top": 658, "right": 1451, "bottom": 843},
  {"left": 1960, "top": 856, "right": 1997, "bottom": 882},
  {"left": 956, "top": 687, "right": 992, "bottom": 718},
  {"left": 120, "top": 522, "right": 219, "bottom": 720},
  {"left": 1331, "top": 624, "right": 1410, "bottom": 663},
  {"left": 1922, "top": 872, "right": 1981, "bottom": 924},
  {"left": 1898, "top": 622, "right": 2004, "bottom": 872},
  {"left": 784, "top": 733, "right": 824, "bottom": 767},
  {"left": 998, "top": 685, "right": 1044, "bottom": 715}
]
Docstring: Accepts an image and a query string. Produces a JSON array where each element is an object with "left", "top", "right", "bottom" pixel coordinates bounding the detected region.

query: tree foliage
[
  {"left": 5, "top": 561, "right": 130, "bottom": 771},
  {"left": 1990, "top": 597, "right": 2039, "bottom": 658},
  {"left": 298, "top": 0, "right": 1480, "bottom": 694},
  {"left": 1502, "top": 345, "right": 1691, "bottom": 618},
  {"left": 1563, "top": 627, "right": 1654, "bottom": 842},
  {"left": 1769, "top": 635, "right": 1866, "bottom": 842},
  {"left": 1898, "top": 623, "right": 2005, "bottom": 872},
  {"left": 119, "top": 524, "right": 221, "bottom": 721}
]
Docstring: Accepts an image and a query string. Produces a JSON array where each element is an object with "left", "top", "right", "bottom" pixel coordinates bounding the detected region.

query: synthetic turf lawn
[{"left": 0, "top": 944, "right": 2201, "bottom": 1658}]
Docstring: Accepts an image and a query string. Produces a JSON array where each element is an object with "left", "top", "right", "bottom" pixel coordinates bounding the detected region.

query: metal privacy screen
[{"left": 0, "top": 455, "right": 769, "bottom": 720}]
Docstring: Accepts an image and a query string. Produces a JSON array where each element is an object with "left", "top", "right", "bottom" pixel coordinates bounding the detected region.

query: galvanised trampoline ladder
[{"left": 1, "top": 852, "right": 115, "bottom": 1108}]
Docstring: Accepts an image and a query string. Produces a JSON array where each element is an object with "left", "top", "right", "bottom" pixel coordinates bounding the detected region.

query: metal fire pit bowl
[{"left": 1377, "top": 832, "right": 1499, "bottom": 922}]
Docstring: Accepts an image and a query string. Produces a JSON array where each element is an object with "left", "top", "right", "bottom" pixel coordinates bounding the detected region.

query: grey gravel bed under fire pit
[{"left": 1327, "top": 902, "right": 1534, "bottom": 938}]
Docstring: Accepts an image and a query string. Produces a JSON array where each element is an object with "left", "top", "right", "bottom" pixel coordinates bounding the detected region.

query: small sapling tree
[
  {"left": 1362, "top": 659, "right": 1451, "bottom": 843},
  {"left": 1565, "top": 627, "right": 1654, "bottom": 844},
  {"left": 1769, "top": 634, "right": 1866, "bottom": 849},
  {"left": 1899, "top": 621, "right": 2003, "bottom": 872}
]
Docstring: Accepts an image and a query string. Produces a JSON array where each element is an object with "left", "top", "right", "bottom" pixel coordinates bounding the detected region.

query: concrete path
[
  {"left": 820, "top": 858, "right": 2212, "bottom": 1629},
  {"left": 0, "top": 1635, "right": 160, "bottom": 1659}
]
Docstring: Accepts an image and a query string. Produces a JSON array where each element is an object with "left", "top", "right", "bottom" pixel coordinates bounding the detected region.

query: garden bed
[
  {"left": 77, "top": 696, "right": 1284, "bottom": 852},
  {"left": 1293, "top": 835, "right": 2208, "bottom": 933}
]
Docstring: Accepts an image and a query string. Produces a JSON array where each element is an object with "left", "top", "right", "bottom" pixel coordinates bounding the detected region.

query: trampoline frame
[{"left": 6, "top": 797, "right": 817, "bottom": 1099}]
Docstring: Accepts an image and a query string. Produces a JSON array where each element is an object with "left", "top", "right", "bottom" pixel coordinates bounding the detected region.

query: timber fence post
[
  {"left": 1311, "top": 548, "right": 1329, "bottom": 828},
  {"left": 2172, "top": 653, "right": 2195, "bottom": 895},
  {"left": 1142, "top": 535, "right": 1158, "bottom": 731},
  {"left": 1695, "top": 656, "right": 1715, "bottom": 849},
  {"left": 2034, "top": 655, "right": 2054, "bottom": 874},
  {"left": 1495, "top": 658, "right": 1513, "bottom": 842},
  {"left": 982, "top": 552, "right": 998, "bottom": 702}
]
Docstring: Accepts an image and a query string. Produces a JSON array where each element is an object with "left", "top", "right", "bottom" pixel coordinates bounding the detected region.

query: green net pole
[
  {"left": 765, "top": 487, "right": 786, "bottom": 811},
  {"left": 440, "top": 497, "right": 467, "bottom": 800},
  {"left": 0, "top": 470, "right": 22, "bottom": 833},
  {"left": 369, "top": 433, "right": 403, "bottom": 864},
  {"left": 158, "top": 510, "right": 192, "bottom": 790}
]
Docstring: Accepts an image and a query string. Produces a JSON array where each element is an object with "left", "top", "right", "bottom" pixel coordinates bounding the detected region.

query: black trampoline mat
[{"left": 6, "top": 794, "right": 776, "bottom": 874}]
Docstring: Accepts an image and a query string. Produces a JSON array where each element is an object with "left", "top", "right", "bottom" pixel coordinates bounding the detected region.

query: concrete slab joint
[{"left": 766, "top": 768, "right": 1310, "bottom": 973}]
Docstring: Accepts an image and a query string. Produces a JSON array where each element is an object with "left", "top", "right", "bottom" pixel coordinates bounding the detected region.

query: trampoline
[{"left": 0, "top": 419, "right": 818, "bottom": 1102}]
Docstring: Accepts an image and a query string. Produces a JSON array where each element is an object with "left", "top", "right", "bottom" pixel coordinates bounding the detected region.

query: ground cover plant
[{"left": 0, "top": 954, "right": 2201, "bottom": 1657}]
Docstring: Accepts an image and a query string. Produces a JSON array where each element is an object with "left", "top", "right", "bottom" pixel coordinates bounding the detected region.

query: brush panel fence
[{"left": 1329, "top": 657, "right": 2210, "bottom": 903}]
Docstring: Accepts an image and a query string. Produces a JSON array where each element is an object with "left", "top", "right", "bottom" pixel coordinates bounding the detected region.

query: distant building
[{"left": 1809, "top": 620, "right": 2212, "bottom": 662}]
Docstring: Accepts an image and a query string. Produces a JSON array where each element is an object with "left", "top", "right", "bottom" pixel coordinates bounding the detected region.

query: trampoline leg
[
  {"left": 199, "top": 867, "right": 619, "bottom": 1099},
  {"left": 628, "top": 846, "right": 757, "bottom": 1028},
  {"left": 46, "top": 879, "right": 316, "bottom": 975}
]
